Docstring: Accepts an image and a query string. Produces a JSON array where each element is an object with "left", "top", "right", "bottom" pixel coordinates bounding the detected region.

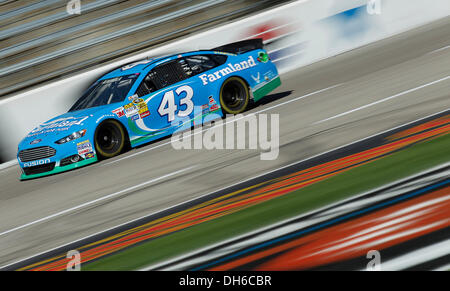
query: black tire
[
  {"left": 94, "top": 120, "right": 126, "bottom": 159},
  {"left": 219, "top": 77, "right": 250, "bottom": 115}
]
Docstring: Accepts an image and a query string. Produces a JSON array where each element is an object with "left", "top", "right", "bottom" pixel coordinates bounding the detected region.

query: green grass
[{"left": 83, "top": 134, "right": 450, "bottom": 270}]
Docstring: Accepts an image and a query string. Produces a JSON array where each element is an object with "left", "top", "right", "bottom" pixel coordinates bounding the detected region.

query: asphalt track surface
[
  {"left": 0, "top": 18, "right": 449, "bottom": 267},
  {"left": 154, "top": 166, "right": 450, "bottom": 271},
  {"left": 10, "top": 112, "right": 449, "bottom": 271}
]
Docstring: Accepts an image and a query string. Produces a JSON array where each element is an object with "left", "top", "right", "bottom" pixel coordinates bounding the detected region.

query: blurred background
[
  {"left": 0, "top": 0, "right": 290, "bottom": 163},
  {"left": 0, "top": 0, "right": 447, "bottom": 164},
  {"left": 0, "top": 0, "right": 291, "bottom": 97}
]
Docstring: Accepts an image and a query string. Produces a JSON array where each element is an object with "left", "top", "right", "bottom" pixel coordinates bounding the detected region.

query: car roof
[{"left": 99, "top": 50, "right": 231, "bottom": 80}]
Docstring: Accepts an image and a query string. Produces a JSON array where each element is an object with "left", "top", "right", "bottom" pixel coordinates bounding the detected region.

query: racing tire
[
  {"left": 219, "top": 77, "right": 250, "bottom": 115},
  {"left": 94, "top": 120, "right": 127, "bottom": 159}
]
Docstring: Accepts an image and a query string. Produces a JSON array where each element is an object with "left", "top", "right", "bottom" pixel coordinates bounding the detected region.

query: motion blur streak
[
  {"left": 0, "top": 166, "right": 194, "bottom": 238},
  {"left": 378, "top": 239, "right": 450, "bottom": 271},
  {"left": 210, "top": 186, "right": 449, "bottom": 271},
  {"left": 14, "top": 113, "right": 449, "bottom": 271},
  {"left": 314, "top": 76, "right": 450, "bottom": 124}
]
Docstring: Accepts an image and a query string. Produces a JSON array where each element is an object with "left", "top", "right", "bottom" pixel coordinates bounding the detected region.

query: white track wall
[{"left": 1, "top": 0, "right": 448, "bottom": 162}]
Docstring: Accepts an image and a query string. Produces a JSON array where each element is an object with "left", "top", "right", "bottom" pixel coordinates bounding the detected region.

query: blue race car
[{"left": 17, "top": 39, "right": 281, "bottom": 180}]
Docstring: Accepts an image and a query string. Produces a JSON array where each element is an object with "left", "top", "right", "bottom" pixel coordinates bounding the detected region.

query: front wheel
[
  {"left": 94, "top": 120, "right": 126, "bottom": 159},
  {"left": 219, "top": 77, "right": 250, "bottom": 115}
]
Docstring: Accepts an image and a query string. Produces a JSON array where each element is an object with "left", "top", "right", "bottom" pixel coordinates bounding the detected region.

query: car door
[
  {"left": 130, "top": 59, "right": 198, "bottom": 136},
  {"left": 183, "top": 54, "right": 228, "bottom": 121}
]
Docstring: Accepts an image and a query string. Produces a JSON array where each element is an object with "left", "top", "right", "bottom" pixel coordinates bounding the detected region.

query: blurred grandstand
[{"left": 0, "top": 0, "right": 290, "bottom": 98}]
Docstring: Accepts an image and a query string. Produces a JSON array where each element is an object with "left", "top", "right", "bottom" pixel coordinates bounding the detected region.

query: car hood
[{"left": 19, "top": 107, "right": 102, "bottom": 148}]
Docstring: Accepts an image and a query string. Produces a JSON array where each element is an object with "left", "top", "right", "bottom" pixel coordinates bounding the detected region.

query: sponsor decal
[
  {"left": 199, "top": 56, "right": 257, "bottom": 85},
  {"left": 27, "top": 128, "right": 70, "bottom": 137},
  {"left": 140, "top": 111, "right": 150, "bottom": 119},
  {"left": 201, "top": 104, "right": 209, "bottom": 110},
  {"left": 77, "top": 140, "right": 93, "bottom": 157},
  {"left": 257, "top": 51, "right": 270, "bottom": 63},
  {"left": 136, "top": 101, "right": 150, "bottom": 118},
  {"left": 23, "top": 159, "right": 51, "bottom": 168},
  {"left": 30, "top": 139, "right": 42, "bottom": 145},
  {"left": 128, "top": 94, "right": 139, "bottom": 101},
  {"left": 96, "top": 114, "right": 116, "bottom": 123},
  {"left": 112, "top": 108, "right": 125, "bottom": 118},
  {"left": 252, "top": 72, "right": 261, "bottom": 83},
  {"left": 124, "top": 103, "right": 139, "bottom": 118},
  {"left": 207, "top": 96, "right": 220, "bottom": 112},
  {"left": 208, "top": 96, "right": 217, "bottom": 105},
  {"left": 253, "top": 70, "right": 279, "bottom": 91},
  {"left": 132, "top": 98, "right": 145, "bottom": 105},
  {"left": 30, "top": 116, "right": 89, "bottom": 135},
  {"left": 77, "top": 140, "right": 91, "bottom": 147},
  {"left": 264, "top": 70, "right": 276, "bottom": 80},
  {"left": 210, "top": 104, "right": 219, "bottom": 111},
  {"left": 137, "top": 102, "right": 149, "bottom": 113},
  {"left": 85, "top": 152, "right": 95, "bottom": 159},
  {"left": 78, "top": 149, "right": 91, "bottom": 156},
  {"left": 130, "top": 114, "right": 140, "bottom": 121}
]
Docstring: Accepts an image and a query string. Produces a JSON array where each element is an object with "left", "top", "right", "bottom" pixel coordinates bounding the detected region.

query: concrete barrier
[{"left": 1, "top": 0, "right": 448, "bottom": 163}]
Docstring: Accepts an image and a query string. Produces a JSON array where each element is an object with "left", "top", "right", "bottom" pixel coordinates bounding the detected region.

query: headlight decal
[{"left": 55, "top": 129, "right": 87, "bottom": 144}]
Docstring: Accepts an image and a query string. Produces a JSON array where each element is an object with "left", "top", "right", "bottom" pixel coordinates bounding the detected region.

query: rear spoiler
[{"left": 212, "top": 38, "right": 264, "bottom": 55}]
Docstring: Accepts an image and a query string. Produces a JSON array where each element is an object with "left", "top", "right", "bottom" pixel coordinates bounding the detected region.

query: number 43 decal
[{"left": 158, "top": 85, "right": 194, "bottom": 122}]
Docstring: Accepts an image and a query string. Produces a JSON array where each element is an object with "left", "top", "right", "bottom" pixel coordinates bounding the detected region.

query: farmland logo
[
  {"left": 199, "top": 56, "right": 257, "bottom": 85},
  {"left": 31, "top": 116, "right": 89, "bottom": 134}
]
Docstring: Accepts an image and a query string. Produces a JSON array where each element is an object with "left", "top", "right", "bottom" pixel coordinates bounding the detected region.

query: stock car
[{"left": 17, "top": 39, "right": 281, "bottom": 180}]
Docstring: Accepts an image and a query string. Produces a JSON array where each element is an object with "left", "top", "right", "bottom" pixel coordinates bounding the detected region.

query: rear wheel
[
  {"left": 94, "top": 120, "right": 126, "bottom": 159},
  {"left": 219, "top": 77, "right": 250, "bottom": 114}
]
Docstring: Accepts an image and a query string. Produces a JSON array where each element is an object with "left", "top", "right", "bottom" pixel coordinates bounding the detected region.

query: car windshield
[{"left": 69, "top": 74, "right": 139, "bottom": 112}]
